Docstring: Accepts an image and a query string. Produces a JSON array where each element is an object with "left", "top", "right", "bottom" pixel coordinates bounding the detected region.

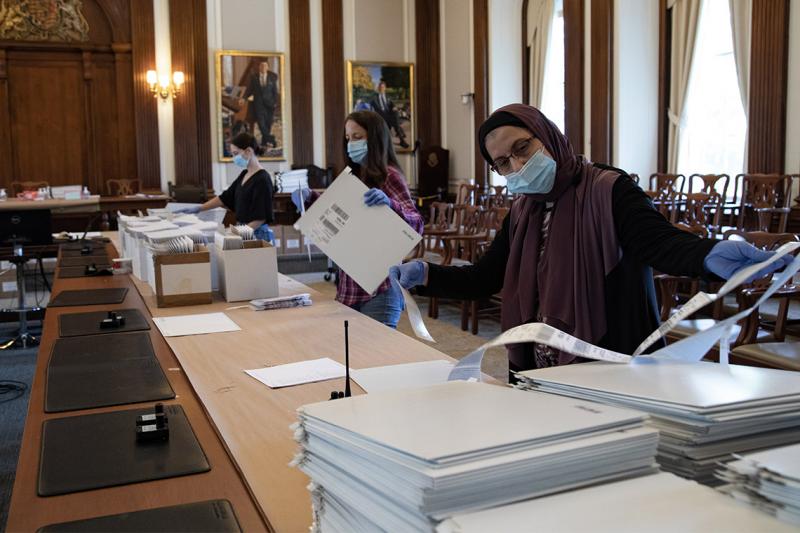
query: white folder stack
[
  {"left": 292, "top": 381, "right": 659, "bottom": 532},
  {"left": 437, "top": 472, "right": 797, "bottom": 533},
  {"left": 516, "top": 359, "right": 800, "bottom": 484},
  {"left": 716, "top": 443, "right": 800, "bottom": 526}
]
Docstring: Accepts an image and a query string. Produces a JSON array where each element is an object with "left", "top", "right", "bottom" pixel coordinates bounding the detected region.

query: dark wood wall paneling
[
  {"left": 521, "top": 0, "right": 530, "bottom": 105},
  {"left": 563, "top": 0, "right": 585, "bottom": 153},
  {"left": 0, "top": 0, "right": 160, "bottom": 192},
  {"left": 289, "top": 0, "right": 314, "bottom": 166},
  {"left": 415, "top": 0, "right": 441, "bottom": 151},
  {"left": 169, "top": 0, "right": 212, "bottom": 188},
  {"left": 473, "top": 0, "right": 489, "bottom": 188},
  {"left": 129, "top": 0, "right": 160, "bottom": 189},
  {"left": 747, "top": 0, "right": 790, "bottom": 173},
  {"left": 322, "top": 0, "right": 346, "bottom": 174},
  {"left": 589, "top": 0, "right": 613, "bottom": 164},
  {"left": 656, "top": 0, "right": 670, "bottom": 173}
]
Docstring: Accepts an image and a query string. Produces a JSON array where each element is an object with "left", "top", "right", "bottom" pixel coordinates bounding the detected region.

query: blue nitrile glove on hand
[
  {"left": 291, "top": 188, "right": 311, "bottom": 212},
  {"left": 390, "top": 261, "right": 427, "bottom": 289},
  {"left": 704, "top": 241, "right": 794, "bottom": 282},
  {"left": 364, "top": 188, "right": 391, "bottom": 207},
  {"left": 173, "top": 205, "right": 201, "bottom": 214}
]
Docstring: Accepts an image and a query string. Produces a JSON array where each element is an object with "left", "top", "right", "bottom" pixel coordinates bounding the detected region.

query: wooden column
[
  {"left": 590, "top": 0, "right": 613, "bottom": 164},
  {"left": 0, "top": 49, "right": 13, "bottom": 181},
  {"left": 289, "top": 0, "right": 314, "bottom": 165},
  {"left": 415, "top": 0, "right": 442, "bottom": 150},
  {"left": 747, "top": 0, "right": 790, "bottom": 173},
  {"left": 82, "top": 51, "right": 98, "bottom": 192},
  {"left": 473, "top": 0, "right": 489, "bottom": 188},
  {"left": 322, "top": 0, "right": 345, "bottom": 174},
  {"left": 563, "top": 0, "right": 585, "bottom": 152},
  {"left": 130, "top": 0, "right": 161, "bottom": 190},
  {"left": 656, "top": 0, "right": 670, "bottom": 173}
]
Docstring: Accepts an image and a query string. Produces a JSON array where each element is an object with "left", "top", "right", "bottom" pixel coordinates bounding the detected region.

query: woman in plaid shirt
[{"left": 294, "top": 110, "right": 423, "bottom": 327}]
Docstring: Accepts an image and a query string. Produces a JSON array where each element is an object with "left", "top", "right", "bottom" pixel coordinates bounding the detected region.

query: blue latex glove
[
  {"left": 389, "top": 261, "right": 427, "bottom": 289},
  {"left": 704, "top": 241, "right": 794, "bottom": 282},
  {"left": 291, "top": 188, "right": 311, "bottom": 212},
  {"left": 364, "top": 188, "right": 391, "bottom": 207},
  {"left": 173, "top": 205, "right": 201, "bottom": 214}
]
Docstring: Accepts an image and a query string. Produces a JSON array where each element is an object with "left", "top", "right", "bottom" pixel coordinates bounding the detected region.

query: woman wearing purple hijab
[{"left": 391, "top": 104, "right": 791, "bottom": 380}]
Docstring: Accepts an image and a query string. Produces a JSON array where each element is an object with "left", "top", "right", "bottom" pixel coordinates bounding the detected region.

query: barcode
[
  {"left": 322, "top": 219, "right": 339, "bottom": 235},
  {"left": 331, "top": 203, "right": 349, "bottom": 221}
]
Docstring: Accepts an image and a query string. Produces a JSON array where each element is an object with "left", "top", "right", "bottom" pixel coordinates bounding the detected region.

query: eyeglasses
[{"left": 490, "top": 137, "right": 537, "bottom": 175}]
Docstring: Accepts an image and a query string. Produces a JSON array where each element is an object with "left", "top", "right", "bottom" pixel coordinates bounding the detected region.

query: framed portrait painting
[
  {"left": 346, "top": 61, "right": 414, "bottom": 152},
  {"left": 216, "top": 51, "right": 285, "bottom": 161}
]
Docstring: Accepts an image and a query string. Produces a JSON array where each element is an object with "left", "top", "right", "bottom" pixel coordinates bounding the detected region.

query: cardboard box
[
  {"left": 153, "top": 245, "right": 212, "bottom": 307},
  {"left": 215, "top": 240, "right": 278, "bottom": 302}
]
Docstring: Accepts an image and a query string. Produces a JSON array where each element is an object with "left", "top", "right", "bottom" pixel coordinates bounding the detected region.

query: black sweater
[{"left": 420, "top": 173, "right": 719, "bottom": 355}]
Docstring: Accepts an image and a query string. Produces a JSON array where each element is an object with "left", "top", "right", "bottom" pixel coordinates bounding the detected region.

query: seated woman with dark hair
[{"left": 177, "top": 132, "right": 275, "bottom": 242}]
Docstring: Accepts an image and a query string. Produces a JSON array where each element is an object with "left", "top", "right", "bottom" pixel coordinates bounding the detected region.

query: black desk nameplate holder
[
  {"left": 36, "top": 500, "right": 242, "bottom": 533},
  {"left": 45, "top": 331, "right": 174, "bottom": 412},
  {"left": 49, "top": 288, "right": 128, "bottom": 307},
  {"left": 59, "top": 309, "right": 149, "bottom": 337},
  {"left": 38, "top": 404, "right": 209, "bottom": 496}
]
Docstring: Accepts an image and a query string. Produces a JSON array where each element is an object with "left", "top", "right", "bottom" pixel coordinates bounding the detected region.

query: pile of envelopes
[
  {"left": 716, "top": 443, "right": 800, "bottom": 526},
  {"left": 292, "top": 381, "right": 659, "bottom": 532},
  {"left": 437, "top": 472, "right": 798, "bottom": 533},
  {"left": 516, "top": 359, "right": 800, "bottom": 484}
]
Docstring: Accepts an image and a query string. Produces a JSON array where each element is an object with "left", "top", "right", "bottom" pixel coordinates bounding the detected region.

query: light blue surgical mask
[
  {"left": 347, "top": 139, "right": 368, "bottom": 164},
  {"left": 504, "top": 149, "right": 556, "bottom": 194},
  {"left": 233, "top": 153, "right": 249, "bottom": 168}
]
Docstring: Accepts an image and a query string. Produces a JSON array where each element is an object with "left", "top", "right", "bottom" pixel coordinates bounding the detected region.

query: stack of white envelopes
[
  {"left": 516, "top": 359, "right": 800, "bottom": 484},
  {"left": 292, "top": 381, "right": 659, "bottom": 532},
  {"left": 437, "top": 472, "right": 798, "bottom": 533},
  {"left": 716, "top": 443, "right": 800, "bottom": 526}
]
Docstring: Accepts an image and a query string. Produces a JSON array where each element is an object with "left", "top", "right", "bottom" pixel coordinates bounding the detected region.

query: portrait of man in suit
[
  {"left": 370, "top": 80, "right": 409, "bottom": 149},
  {"left": 242, "top": 61, "right": 279, "bottom": 148}
]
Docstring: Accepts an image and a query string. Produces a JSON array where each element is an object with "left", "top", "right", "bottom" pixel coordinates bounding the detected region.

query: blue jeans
[
  {"left": 352, "top": 281, "right": 404, "bottom": 328},
  {"left": 254, "top": 223, "right": 274, "bottom": 244}
]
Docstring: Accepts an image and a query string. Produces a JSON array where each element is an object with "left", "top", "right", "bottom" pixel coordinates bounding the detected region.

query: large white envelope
[{"left": 294, "top": 168, "right": 422, "bottom": 294}]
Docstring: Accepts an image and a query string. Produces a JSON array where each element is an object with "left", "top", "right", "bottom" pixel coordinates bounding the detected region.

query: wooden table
[
  {"left": 5, "top": 242, "right": 269, "bottom": 532},
  {"left": 0, "top": 197, "right": 99, "bottom": 213},
  {"left": 8, "top": 235, "right": 461, "bottom": 532}
]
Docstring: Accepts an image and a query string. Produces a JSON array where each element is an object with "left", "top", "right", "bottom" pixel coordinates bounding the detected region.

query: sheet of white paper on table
[
  {"left": 245, "top": 357, "right": 345, "bottom": 388},
  {"left": 294, "top": 168, "right": 422, "bottom": 294},
  {"left": 152, "top": 312, "right": 241, "bottom": 337},
  {"left": 351, "top": 360, "right": 455, "bottom": 393}
]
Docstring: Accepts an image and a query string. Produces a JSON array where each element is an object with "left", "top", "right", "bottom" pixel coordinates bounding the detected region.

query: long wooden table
[{"left": 7, "top": 236, "right": 458, "bottom": 532}]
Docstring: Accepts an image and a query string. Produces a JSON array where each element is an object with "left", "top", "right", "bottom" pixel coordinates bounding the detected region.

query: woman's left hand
[{"left": 364, "top": 188, "right": 391, "bottom": 207}]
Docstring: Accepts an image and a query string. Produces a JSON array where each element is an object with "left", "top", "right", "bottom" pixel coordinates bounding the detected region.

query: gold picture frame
[
  {"left": 346, "top": 60, "right": 415, "bottom": 153},
  {"left": 215, "top": 50, "right": 286, "bottom": 161}
]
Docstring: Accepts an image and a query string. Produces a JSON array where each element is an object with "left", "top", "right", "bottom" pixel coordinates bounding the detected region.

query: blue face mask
[
  {"left": 504, "top": 149, "right": 557, "bottom": 194},
  {"left": 233, "top": 153, "right": 249, "bottom": 169},
  {"left": 347, "top": 140, "right": 368, "bottom": 164}
]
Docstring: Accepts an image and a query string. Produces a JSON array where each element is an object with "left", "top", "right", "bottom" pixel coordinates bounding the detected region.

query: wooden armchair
[
  {"left": 655, "top": 222, "right": 711, "bottom": 322},
  {"left": 106, "top": 179, "right": 140, "bottom": 196},
  {"left": 687, "top": 173, "right": 730, "bottom": 197},
  {"left": 735, "top": 174, "right": 793, "bottom": 233},
  {"left": 455, "top": 183, "right": 482, "bottom": 206},
  {"left": 11, "top": 181, "right": 49, "bottom": 198},
  {"left": 669, "top": 191, "right": 724, "bottom": 237},
  {"left": 481, "top": 185, "right": 510, "bottom": 208}
]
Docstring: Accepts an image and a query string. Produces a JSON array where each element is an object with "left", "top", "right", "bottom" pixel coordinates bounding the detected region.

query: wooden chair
[
  {"left": 654, "top": 222, "right": 710, "bottom": 322},
  {"left": 669, "top": 191, "right": 724, "bottom": 237},
  {"left": 106, "top": 179, "right": 140, "bottom": 196},
  {"left": 687, "top": 173, "right": 730, "bottom": 198},
  {"left": 646, "top": 174, "right": 685, "bottom": 220},
  {"left": 735, "top": 174, "right": 794, "bottom": 233},
  {"left": 481, "top": 185, "right": 510, "bottom": 208},
  {"left": 11, "top": 181, "right": 49, "bottom": 198},
  {"left": 419, "top": 201, "right": 459, "bottom": 257},
  {"left": 455, "top": 183, "right": 482, "bottom": 206}
]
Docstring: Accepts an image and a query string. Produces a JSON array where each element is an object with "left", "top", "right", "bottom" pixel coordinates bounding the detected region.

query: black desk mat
[
  {"left": 59, "top": 255, "right": 110, "bottom": 267},
  {"left": 37, "top": 500, "right": 242, "bottom": 532},
  {"left": 49, "top": 288, "right": 128, "bottom": 307},
  {"left": 46, "top": 332, "right": 174, "bottom": 412},
  {"left": 61, "top": 247, "right": 107, "bottom": 257},
  {"left": 38, "top": 404, "right": 209, "bottom": 496},
  {"left": 58, "top": 308, "right": 150, "bottom": 337},
  {"left": 60, "top": 238, "right": 110, "bottom": 250},
  {"left": 58, "top": 266, "right": 114, "bottom": 279}
]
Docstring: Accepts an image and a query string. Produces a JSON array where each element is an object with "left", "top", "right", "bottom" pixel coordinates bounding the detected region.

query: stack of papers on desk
[
  {"left": 249, "top": 293, "right": 312, "bottom": 311},
  {"left": 716, "top": 443, "right": 800, "bottom": 525},
  {"left": 516, "top": 359, "right": 800, "bottom": 484},
  {"left": 437, "top": 472, "right": 798, "bottom": 533},
  {"left": 292, "top": 381, "right": 658, "bottom": 532}
]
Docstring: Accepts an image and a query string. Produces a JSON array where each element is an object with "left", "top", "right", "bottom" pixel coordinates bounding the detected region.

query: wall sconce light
[
  {"left": 460, "top": 92, "right": 475, "bottom": 105},
  {"left": 146, "top": 70, "right": 185, "bottom": 100}
]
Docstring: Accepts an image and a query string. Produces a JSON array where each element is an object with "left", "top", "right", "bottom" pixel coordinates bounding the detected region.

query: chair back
[
  {"left": 106, "top": 179, "right": 140, "bottom": 196},
  {"left": 688, "top": 173, "right": 730, "bottom": 198},
  {"left": 11, "top": 181, "right": 50, "bottom": 197},
  {"left": 736, "top": 174, "right": 793, "bottom": 232},
  {"left": 671, "top": 191, "right": 723, "bottom": 235},
  {"left": 426, "top": 202, "right": 454, "bottom": 231},
  {"left": 482, "top": 185, "right": 510, "bottom": 208},
  {"left": 455, "top": 183, "right": 482, "bottom": 206},
  {"left": 648, "top": 173, "right": 685, "bottom": 196}
]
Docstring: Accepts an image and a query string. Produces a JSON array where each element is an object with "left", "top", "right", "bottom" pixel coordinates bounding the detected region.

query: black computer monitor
[{"left": 0, "top": 209, "right": 54, "bottom": 246}]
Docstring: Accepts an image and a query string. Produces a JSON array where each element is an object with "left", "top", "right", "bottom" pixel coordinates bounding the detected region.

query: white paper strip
[{"left": 396, "top": 280, "right": 435, "bottom": 342}]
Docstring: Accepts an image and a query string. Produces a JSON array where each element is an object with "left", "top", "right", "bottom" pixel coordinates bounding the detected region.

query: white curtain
[
  {"left": 666, "top": 0, "right": 702, "bottom": 174},
  {"left": 729, "top": 0, "right": 751, "bottom": 116},
  {"left": 528, "top": 0, "right": 555, "bottom": 108}
]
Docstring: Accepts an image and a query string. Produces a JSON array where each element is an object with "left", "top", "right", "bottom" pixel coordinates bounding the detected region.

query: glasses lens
[
  {"left": 513, "top": 138, "right": 533, "bottom": 159},
  {"left": 493, "top": 158, "right": 510, "bottom": 175}
]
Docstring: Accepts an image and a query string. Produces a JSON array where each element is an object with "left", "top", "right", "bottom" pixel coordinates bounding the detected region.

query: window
[
  {"left": 676, "top": 0, "right": 746, "bottom": 189},
  {"left": 540, "top": 0, "right": 565, "bottom": 133}
]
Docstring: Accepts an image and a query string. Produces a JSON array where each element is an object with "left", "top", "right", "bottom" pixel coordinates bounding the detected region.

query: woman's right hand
[
  {"left": 390, "top": 261, "right": 427, "bottom": 289},
  {"left": 290, "top": 188, "right": 311, "bottom": 212}
]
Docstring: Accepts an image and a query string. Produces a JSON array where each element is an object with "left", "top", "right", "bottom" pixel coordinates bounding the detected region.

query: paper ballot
[
  {"left": 245, "top": 358, "right": 345, "bottom": 388},
  {"left": 152, "top": 312, "right": 241, "bottom": 337},
  {"left": 294, "top": 168, "right": 422, "bottom": 294}
]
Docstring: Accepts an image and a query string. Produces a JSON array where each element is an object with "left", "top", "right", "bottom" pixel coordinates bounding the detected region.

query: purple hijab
[{"left": 480, "top": 104, "right": 622, "bottom": 368}]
